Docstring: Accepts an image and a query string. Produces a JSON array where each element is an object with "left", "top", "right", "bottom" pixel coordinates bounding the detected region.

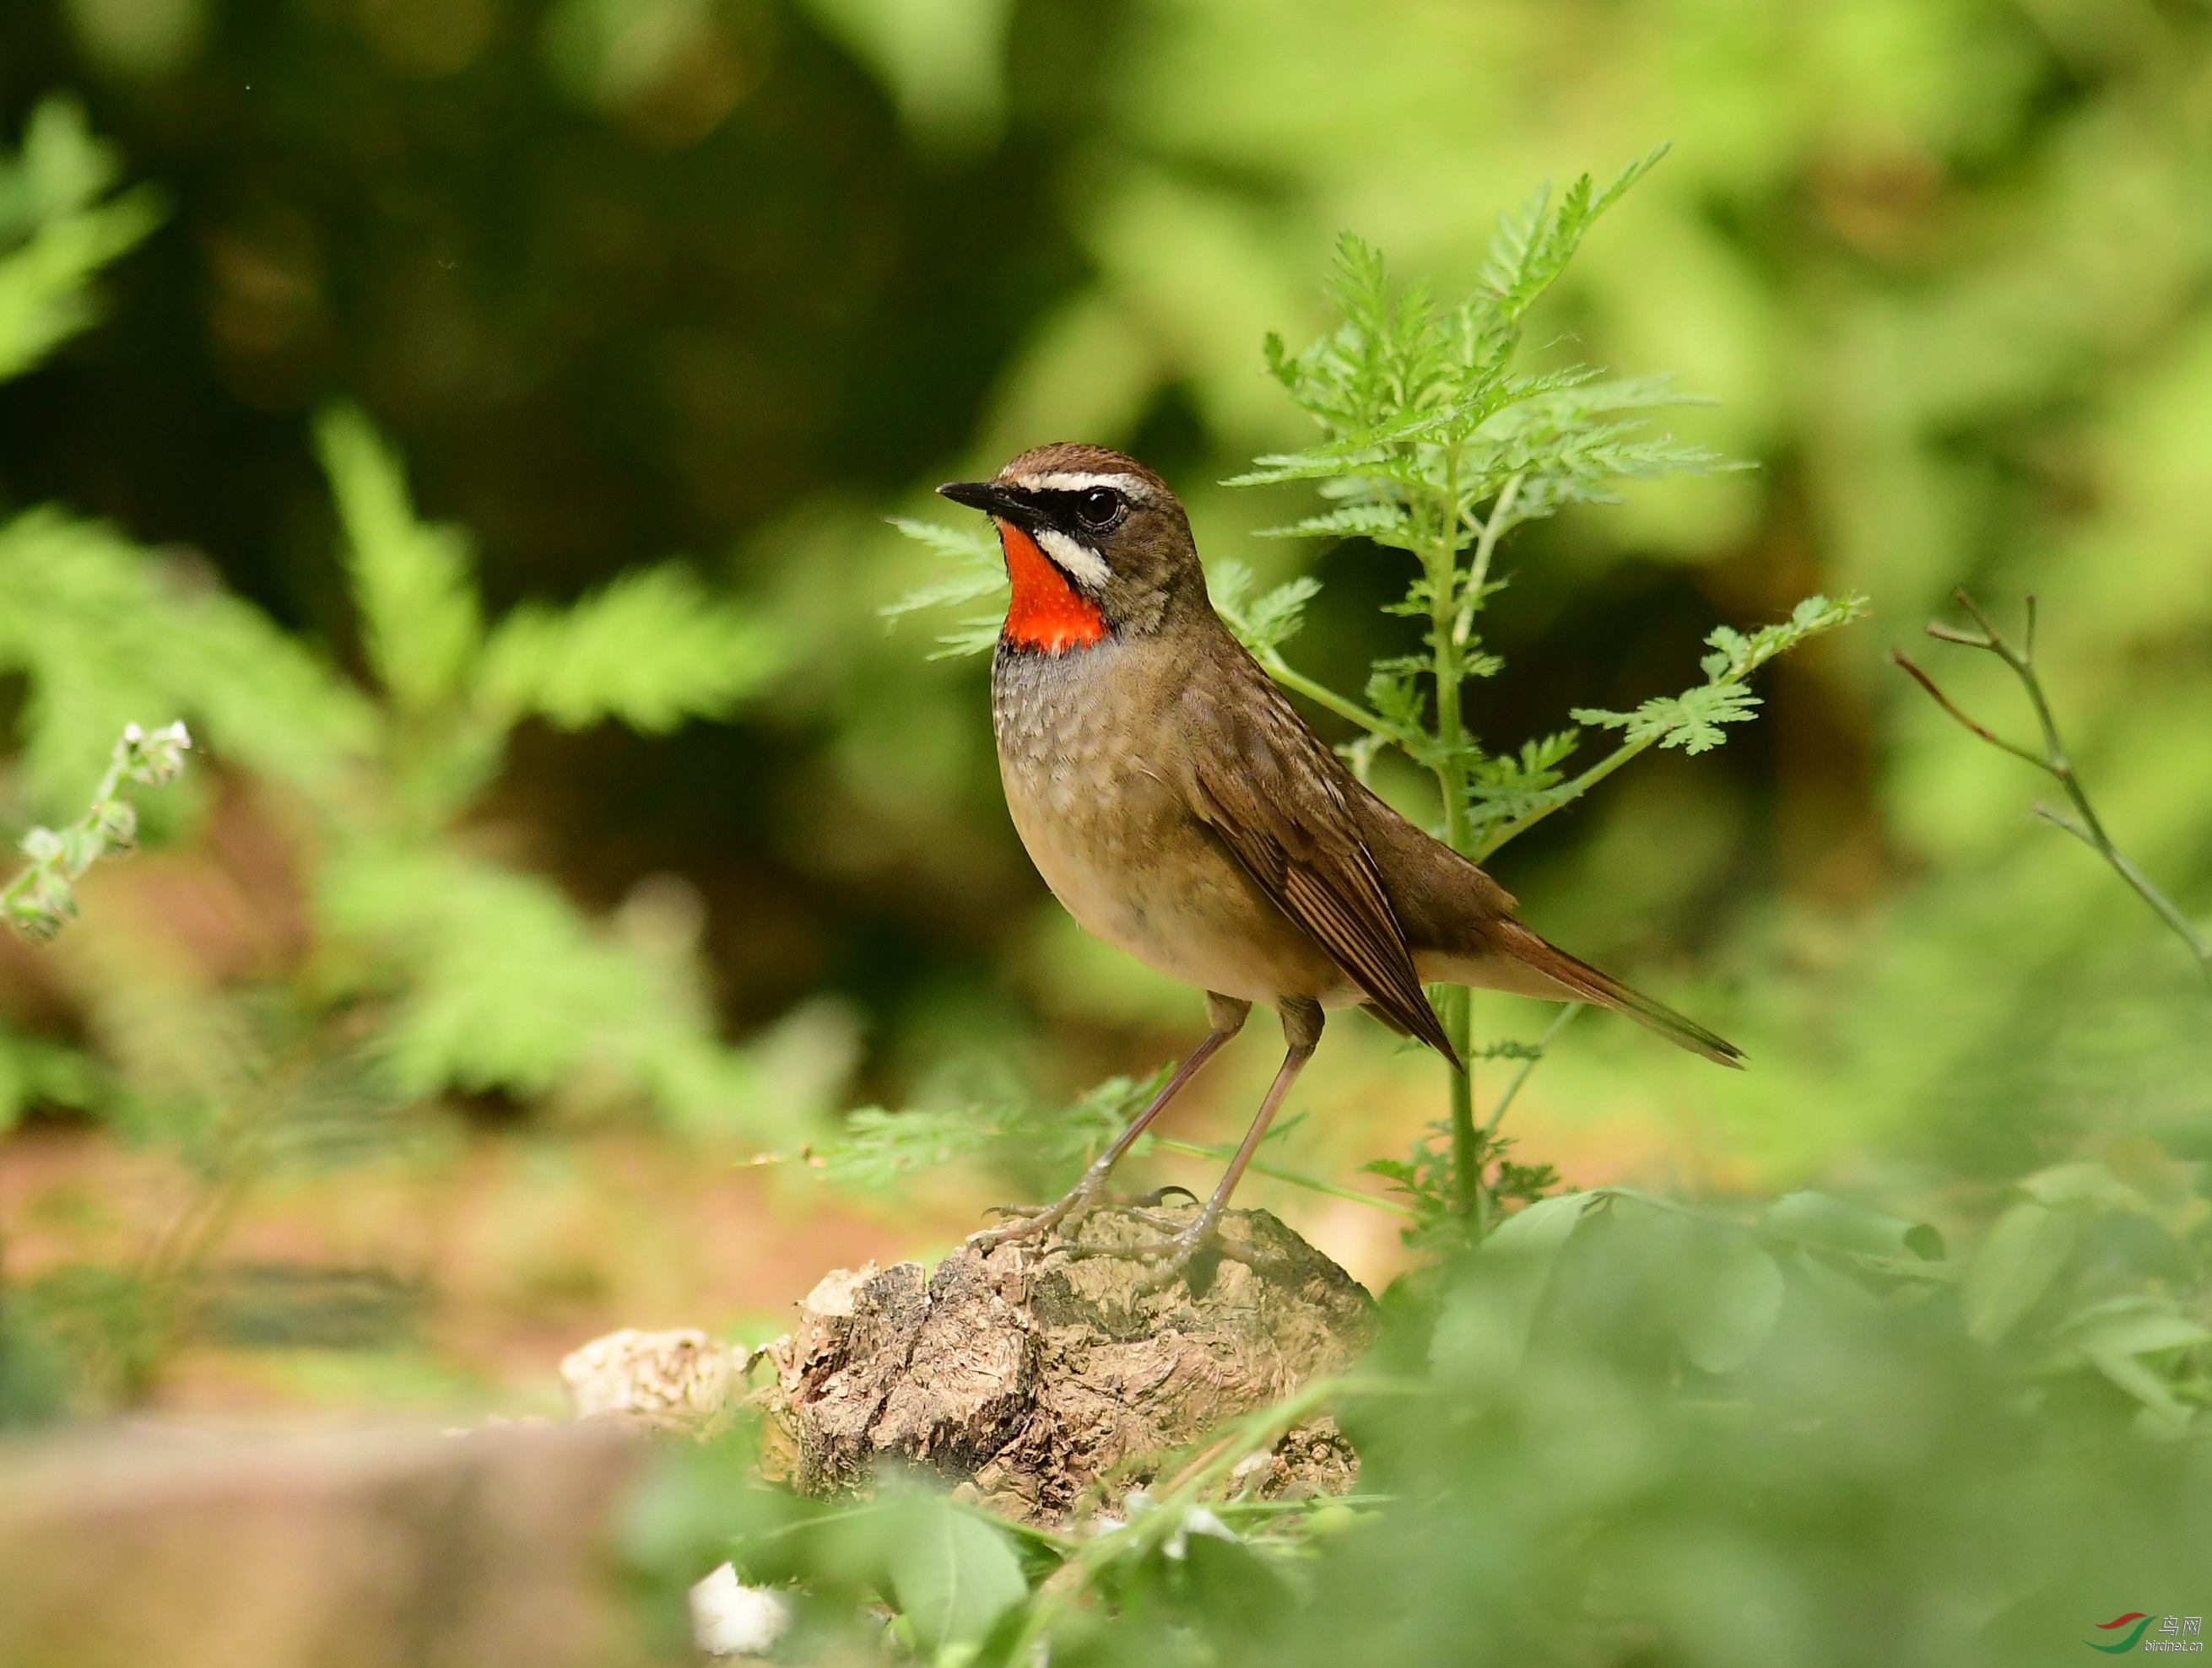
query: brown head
[{"left": 938, "top": 443, "right": 1206, "bottom": 651}]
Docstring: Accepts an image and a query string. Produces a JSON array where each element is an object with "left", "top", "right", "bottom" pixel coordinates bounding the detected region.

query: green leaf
[
  {"left": 2015, "top": 1161, "right": 2146, "bottom": 1212},
  {"left": 930, "top": 616, "right": 1005, "bottom": 660},
  {"left": 1696, "top": 594, "right": 1866, "bottom": 682},
  {"left": 1430, "top": 1190, "right": 1595, "bottom": 1386},
  {"left": 1571, "top": 595, "right": 1868, "bottom": 758},
  {"left": 1211, "top": 561, "right": 1323, "bottom": 655},
  {"left": 884, "top": 515, "right": 1000, "bottom": 566},
  {"left": 1674, "top": 1230, "right": 1785, "bottom": 1374},
  {"left": 798, "top": 1071, "right": 1165, "bottom": 1194},
  {"left": 0, "top": 1030, "right": 104, "bottom": 1132},
  {"left": 1962, "top": 1201, "right": 2079, "bottom": 1342},
  {"left": 883, "top": 516, "right": 1007, "bottom": 623},
  {"left": 2054, "top": 1297, "right": 2212, "bottom": 1361},
  {"left": 883, "top": 516, "right": 1009, "bottom": 657},
  {"left": 475, "top": 564, "right": 783, "bottom": 732},
  {"left": 1762, "top": 1190, "right": 1948, "bottom": 1265},
  {"left": 1572, "top": 684, "right": 1762, "bottom": 754},
  {"left": 881, "top": 565, "right": 1009, "bottom": 621},
  {"left": 884, "top": 1490, "right": 1028, "bottom": 1655},
  {"left": 0, "top": 507, "right": 374, "bottom": 815},
  {"left": 0, "top": 99, "right": 164, "bottom": 384},
  {"left": 1466, "top": 730, "right": 1582, "bottom": 826},
  {"left": 1253, "top": 502, "right": 1414, "bottom": 546},
  {"left": 317, "top": 842, "right": 833, "bottom": 1140},
  {"left": 1475, "top": 148, "right": 1666, "bottom": 330},
  {"left": 315, "top": 403, "right": 484, "bottom": 717},
  {"left": 2050, "top": 1298, "right": 2212, "bottom": 1428}
]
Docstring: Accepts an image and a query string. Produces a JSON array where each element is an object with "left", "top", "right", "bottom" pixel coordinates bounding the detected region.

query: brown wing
[{"left": 1181, "top": 646, "right": 1460, "bottom": 1066}]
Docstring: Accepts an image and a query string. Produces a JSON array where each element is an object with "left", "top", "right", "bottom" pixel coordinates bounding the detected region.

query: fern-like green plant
[
  {"left": 0, "top": 98, "right": 163, "bottom": 383},
  {"left": 0, "top": 101, "right": 838, "bottom": 1404},
  {"left": 889, "top": 154, "right": 1863, "bottom": 1228}
]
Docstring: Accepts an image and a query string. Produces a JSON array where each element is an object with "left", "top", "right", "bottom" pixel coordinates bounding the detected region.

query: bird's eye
[{"left": 1076, "top": 487, "right": 1122, "bottom": 528}]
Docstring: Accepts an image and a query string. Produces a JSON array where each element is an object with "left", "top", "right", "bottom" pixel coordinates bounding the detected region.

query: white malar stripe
[
  {"left": 1007, "top": 469, "right": 1157, "bottom": 502},
  {"left": 1032, "top": 526, "right": 1112, "bottom": 588}
]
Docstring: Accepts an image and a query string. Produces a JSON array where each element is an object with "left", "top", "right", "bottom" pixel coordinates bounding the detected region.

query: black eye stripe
[{"left": 1030, "top": 488, "right": 1113, "bottom": 515}]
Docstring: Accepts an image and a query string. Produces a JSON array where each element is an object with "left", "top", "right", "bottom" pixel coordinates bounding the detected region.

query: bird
[{"left": 938, "top": 443, "right": 1740, "bottom": 1276}]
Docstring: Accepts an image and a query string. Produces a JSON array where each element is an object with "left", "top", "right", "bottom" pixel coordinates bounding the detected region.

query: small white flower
[
  {"left": 1164, "top": 1506, "right": 1237, "bottom": 1561},
  {"left": 127, "top": 720, "right": 193, "bottom": 785},
  {"left": 690, "top": 1563, "right": 792, "bottom": 1658}
]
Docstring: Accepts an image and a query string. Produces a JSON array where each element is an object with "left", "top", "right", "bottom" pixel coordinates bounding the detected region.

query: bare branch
[
  {"left": 1897, "top": 592, "right": 2211, "bottom": 989},
  {"left": 1888, "top": 650, "right": 2043, "bottom": 769}
]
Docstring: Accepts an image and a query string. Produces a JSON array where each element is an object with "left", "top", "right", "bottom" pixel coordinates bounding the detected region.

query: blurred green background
[{"left": 2, "top": 0, "right": 2209, "bottom": 1417}]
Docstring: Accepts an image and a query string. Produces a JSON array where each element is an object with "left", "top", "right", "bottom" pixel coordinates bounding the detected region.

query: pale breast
[{"left": 990, "top": 640, "right": 1339, "bottom": 1005}]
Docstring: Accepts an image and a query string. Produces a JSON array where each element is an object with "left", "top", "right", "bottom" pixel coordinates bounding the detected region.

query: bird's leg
[
  {"left": 971, "top": 995, "right": 1249, "bottom": 1250},
  {"left": 1097, "top": 999, "right": 1322, "bottom": 1291}
]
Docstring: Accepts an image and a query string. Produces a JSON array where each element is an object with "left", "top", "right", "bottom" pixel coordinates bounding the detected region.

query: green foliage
[
  {"left": 880, "top": 516, "right": 1007, "bottom": 658},
  {"left": 3, "top": 389, "right": 806, "bottom": 1141},
  {"left": 316, "top": 406, "right": 486, "bottom": 721},
  {"left": 0, "top": 508, "right": 370, "bottom": 818},
  {"left": 773, "top": 1070, "right": 1167, "bottom": 1196},
  {"left": 625, "top": 1141, "right": 2210, "bottom": 1665},
  {"left": 0, "top": 107, "right": 822, "bottom": 1408},
  {"left": 1240, "top": 159, "right": 1708, "bottom": 511},
  {"left": 477, "top": 564, "right": 784, "bottom": 733},
  {"left": 626, "top": 1436, "right": 1050, "bottom": 1662},
  {"left": 1239, "top": 181, "right": 1857, "bottom": 858},
  {"left": 320, "top": 403, "right": 784, "bottom": 740},
  {"left": 1227, "top": 171, "right": 1863, "bottom": 1216},
  {"left": 884, "top": 1487, "right": 1031, "bottom": 1655},
  {"left": 299, "top": 406, "right": 808, "bottom": 1123},
  {"left": 1572, "top": 594, "right": 1868, "bottom": 756},
  {"left": 1204, "top": 562, "right": 1323, "bottom": 658},
  {"left": 0, "top": 98, "right": 162, "bottom": 382},
  {"left": 319, "top": 843, "right": 838, "bottom": 1135},
  {"left": 1362, "top": 1118, "right": 1558, "bottom": 1252}
]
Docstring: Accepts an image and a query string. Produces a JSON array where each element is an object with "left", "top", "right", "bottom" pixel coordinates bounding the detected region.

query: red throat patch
[{"left": 996, "top": 520, "right": 1109, "bottom": 652}]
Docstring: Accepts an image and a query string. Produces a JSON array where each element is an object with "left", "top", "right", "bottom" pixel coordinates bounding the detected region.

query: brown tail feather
[{"left": 1498, "top": 923, "right": 1745, "bottom": 1069}]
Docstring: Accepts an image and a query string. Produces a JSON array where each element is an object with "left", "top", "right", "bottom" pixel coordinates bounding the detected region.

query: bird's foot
[
  {"left": 1068, "top": 1206, "right": 1295, "bottom": 1294},
  {"left": 971, "top": 1184, "right": 1198, "bottom": 1251},
  {"left": 970, "top": 1190, "right": 1092, "bottom": 1250}
]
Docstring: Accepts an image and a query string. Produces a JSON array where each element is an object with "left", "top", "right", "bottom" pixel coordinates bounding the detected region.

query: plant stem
[
  {"left": 1427, "top": 455, "right": 1478, "bottom": 1214},
  {"left": 1459, "top": 472, "right": 1521, "bottom": 639},
  {"left": 1473, "top": 1005, "right": 1577, "bottom": 1237},
  {"left": 1468, "top": 599, "right": 1823, "bottom": 864},
  {"left": 0, "top": 749, "right": 133, "bottom": 914},
  {"left": 1468, "top": 731, "right": 1655, "bottom": 861},
  {"left": 2030, "top": 806, "right": 2210, "bottom": 974},
  {"left": 1259, "top": 655, "right": 1406, "bottom": 742},
  {"left": 1430, "top": 472, "right": 1525, "bottom": 1217},
  {"left": 1896, "top": 590, "right": 2212, "bottom": 990}
]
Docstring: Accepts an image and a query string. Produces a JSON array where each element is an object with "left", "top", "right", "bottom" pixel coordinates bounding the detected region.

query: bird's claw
[
  {"left": 1066, "top": 1215, "right": 1298, "bottom": 1294},
  {"left": 971, "top": 1183, "right": 1200, "bottom": 1249},
  {"left": 970, "top": 1181, "right": 1105, "bottom": 1250},
  {"left": 1127, "top": 1185, "right": 1201, "bottom": 1208}
]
